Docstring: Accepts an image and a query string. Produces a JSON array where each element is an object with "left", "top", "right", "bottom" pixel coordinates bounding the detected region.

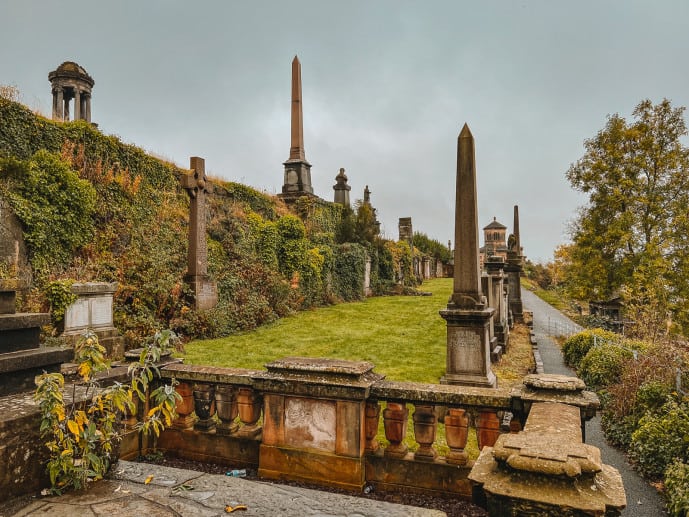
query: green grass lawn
[{"left": 182, "top": 278, "right": 453, "bottom": 383}]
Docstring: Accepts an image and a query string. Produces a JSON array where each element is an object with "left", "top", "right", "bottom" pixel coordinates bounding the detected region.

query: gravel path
[{"left": 522, "top": 288, "right": 667, "bottom": 516}]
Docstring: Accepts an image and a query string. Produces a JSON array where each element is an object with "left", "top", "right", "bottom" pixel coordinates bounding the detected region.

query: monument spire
[
  {"left": 451, "top": 123, "right": 483, "bottom": 309},
  {"left": 440, "top": 123, "right": 496, "bottom": 388},
  {"left": 513, "top": 204, "right": 521, "bottom": 255},
  {"left": 280, "top": 55, "right": 314, "bottom": 200},
  {"left": 289, "top": 56, "right": 305, "bottom": 161}
]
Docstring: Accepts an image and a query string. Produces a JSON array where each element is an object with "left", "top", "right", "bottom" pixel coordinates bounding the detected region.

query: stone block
[{"left": 365, "top": 452, "right": 473, "bottom": 499}]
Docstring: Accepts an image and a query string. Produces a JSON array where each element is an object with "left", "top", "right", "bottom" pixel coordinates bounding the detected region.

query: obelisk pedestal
[{"left": 440, "top": 124, "right": 496, "bottom": 388}]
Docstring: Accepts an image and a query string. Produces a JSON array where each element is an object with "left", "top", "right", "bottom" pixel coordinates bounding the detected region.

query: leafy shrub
[
  {"left": 578, "top": 343, "right": 633, "bottom": 390},
  {"left": 333, "top": 243, "right": 367, "bottom": 301},
  {"left": 2, "top": 151, "right": 96, "bottom": 274},
  {"left": 629, "top": 399, "right": 689, "bottom": 479},
  {"left": 666, "top": 459, "right": 689, "bottom": 517},
  {"left": 34, "top": 330, "right": 180, "bottom": 493},
  {"left": 561, "top": 328, "right": 618, "bottom": 369}
]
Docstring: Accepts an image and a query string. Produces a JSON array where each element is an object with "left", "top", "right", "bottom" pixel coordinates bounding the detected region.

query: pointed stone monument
[
  {"left": 279, "top": 56, "right": 314, "bottom": 201},
  {"left": 181, "top": 156, "right": 218, "bottom": 310},
  {"left": 505, "top": 205, "right": 524, "bottom": 323},
  {"left": 440, "top": 124, "right": 496, "bottom": 388}
]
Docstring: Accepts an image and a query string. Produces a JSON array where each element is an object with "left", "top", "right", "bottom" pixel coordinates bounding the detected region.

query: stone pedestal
[
  {"left": 255, "top": 357, "right": 384, "bottom": 491},
  {"left": 469, "top": 402, "right": 626, "bottom": 516},
  {"left": 440, "top": 308, "right": 497, "bottom": 388},
  {"left": 184, "top": 274, "right": 218, "bottom": 311},
  {"left": 62, "top": 282, "right": 124, "bottom": 358}
]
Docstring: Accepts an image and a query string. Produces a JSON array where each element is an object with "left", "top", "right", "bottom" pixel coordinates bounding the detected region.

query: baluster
[
  {"left": 444, "top": 407, "right": 469, "bottom": 465},
  {"left": 476, "top": 409, "right": 501, "bottom": 449},
  {"left": 173, "top": 381, "right": 196, "bottom": 429},
  {"left": 236, "top": 387, "right": 262, "bottom": 438},
  {"left": 364, "top": 400, "right": 381, "bottom": 453},
  {"left": 413, "top": 404, "right": 437, "bottom": 461},
  {"left": 215, "top": 385, "right": 239, "bottom": 435},
  {"left": 192, "top": 383, "right": 216, "bottom": 431},
  {"left": 383, "top": 402, "right": 408, "bottom": 458}
]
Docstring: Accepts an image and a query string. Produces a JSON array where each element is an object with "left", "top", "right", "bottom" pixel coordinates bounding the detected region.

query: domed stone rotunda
[{"left": 48, "top": 61, "right": 94, "bottom": 123}]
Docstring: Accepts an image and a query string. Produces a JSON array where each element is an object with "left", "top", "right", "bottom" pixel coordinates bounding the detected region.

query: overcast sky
[{"left": 3, "top": 1, "right": 689, "bottom": 262}]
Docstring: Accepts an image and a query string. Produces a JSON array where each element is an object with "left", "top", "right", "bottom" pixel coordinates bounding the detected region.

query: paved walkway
[
  {"left": 522, "top": 289, "right": 667, "bottom": 516},
  {"left": 8, "top": 460, "right": 443, "bottom": 517}
]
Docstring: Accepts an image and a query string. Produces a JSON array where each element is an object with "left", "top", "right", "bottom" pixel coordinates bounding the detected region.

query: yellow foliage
[{"left": 67, "top": 420, "right": 80, "bottom": 436}]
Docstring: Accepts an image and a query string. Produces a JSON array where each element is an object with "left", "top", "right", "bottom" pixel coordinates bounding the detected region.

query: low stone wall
[{"left": 0, "top": 358, "right": 624, "bottom": 516}]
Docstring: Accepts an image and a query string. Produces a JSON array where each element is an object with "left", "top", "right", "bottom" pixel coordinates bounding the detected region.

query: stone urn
[
  {"left": 215, "top": 385, "right": 239, "bottom": 435},
  {"left": 382, "top": 402, "right": 408, "bottom": 458},
  {"left": 445, "top": 408, "right": 469, "bottom": 465},
  {"left": 364, "top": 401, "right": 381, "bottom": 452},
  {"left": 192, "top": 383, "right": 216, "bottom": 431},
  {"left": 477, "top": 410, "right": 501, "bottom": 449},
  {"left": 412, "top": 405, "right": 437, "bottom": 461},
  {"left": 173, "top": 382, "right": 196, "bottom": 429},
  {"left": 236, "top": 387, "right": 262, "bottom": 437}
]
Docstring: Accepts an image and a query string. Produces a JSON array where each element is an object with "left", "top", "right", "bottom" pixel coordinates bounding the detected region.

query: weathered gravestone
[
  {"left": 62, "top": 282, "right": 124, "bottom": 358},
  {"left": 181, "top": 157, "right": 218, "bottom": 311},
  {"left": 440, "top": 124, "right": 496, "bottom": 388}
]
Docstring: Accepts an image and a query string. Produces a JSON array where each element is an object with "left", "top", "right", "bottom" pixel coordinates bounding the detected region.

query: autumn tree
[{"left": 566, "top": 99, "right": 689, "bottom": 337}]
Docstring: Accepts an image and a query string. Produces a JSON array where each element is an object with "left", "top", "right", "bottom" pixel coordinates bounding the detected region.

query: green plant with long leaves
[{"left": 35, "top": 329, "right": 180, "bottom": 494}]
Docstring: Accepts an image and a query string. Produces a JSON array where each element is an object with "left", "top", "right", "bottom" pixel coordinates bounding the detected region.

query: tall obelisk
[
  {"left": 280, "top": 56, "right": 314, "bottom": 200},
  {"left": 505, "top": 204, "right": 524, "bottom": 323},
  {"left": 440, "top": 124, "right": 496, "bottom": 388}
]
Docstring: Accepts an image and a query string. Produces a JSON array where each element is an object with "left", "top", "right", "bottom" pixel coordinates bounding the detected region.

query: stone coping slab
[
  {"left": 161, "top": 363, "right": 261, "bottom": 386},
  {"left": 370, "top": 380, "right": 512, "bottom": 408},
  {"left": 0, "top": 346, "right": 72, "bottom": 374},
  {"left": 523, "top": 373, "right": 585, "bottom": 391},
  {"left": 0, "top": 313, "right": 50, "bottom": 330},
  {"left": 70, "top": 281, "right": 118, "bottom": 295},
  {"left": 266, "top": 356, "right": 377, "bottom": 377}
]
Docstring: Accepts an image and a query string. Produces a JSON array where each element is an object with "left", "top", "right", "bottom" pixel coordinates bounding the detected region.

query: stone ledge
[
  {"left": 0, "top": 313, "right": 50, "bottom": 331},
  {"left": 160, "top": 363, "right": 260, "bottom": 386},
  {"left": 371, "top": 380, "right": 512, "bottom": 408},
  {"left": 523, "top": 373, "right": 586, "bottom": 392}
]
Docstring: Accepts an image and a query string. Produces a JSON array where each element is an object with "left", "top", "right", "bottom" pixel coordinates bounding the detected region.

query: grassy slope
[
  {"left": 183, "top": 278, "right": 451, "bottom": 383},
  {"left": 183, "top": 277, "right": 535, "bottom": 386}
]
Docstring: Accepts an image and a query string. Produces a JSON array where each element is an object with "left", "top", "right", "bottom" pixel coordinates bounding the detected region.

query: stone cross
[
  {"left": 450, "top": 124, "right": 484, "bottom": 310},
  {"left": 181, "top": 157, "right": 210, "bottom": 277}
]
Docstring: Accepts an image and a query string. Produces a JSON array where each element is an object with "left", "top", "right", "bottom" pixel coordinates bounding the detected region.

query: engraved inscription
[
  {"left": 448, "top": 328, "right": 483, "bottom": 374},
  {"left": 284, "top": 397, "right": 336, "bottom": 452},
  {"left": 90, "top": 296, "right": 113, "bottom": 327}
]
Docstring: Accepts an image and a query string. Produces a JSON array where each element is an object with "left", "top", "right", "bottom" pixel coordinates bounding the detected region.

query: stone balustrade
[{"left": 118, "top": 359, "right": 609, "bottom": 509}]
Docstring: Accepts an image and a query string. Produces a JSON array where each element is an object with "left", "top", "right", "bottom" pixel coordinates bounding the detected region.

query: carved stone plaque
[
  {"left": 284, "top": 397, "right": 336, "bottom": 452},
  {"left": 448, "top": 328, "right": 483, "bottom": 374}
]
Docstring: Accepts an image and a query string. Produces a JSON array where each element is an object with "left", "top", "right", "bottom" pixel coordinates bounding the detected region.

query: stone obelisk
[
  {"left": 440, "top": 124, "right": 496, "bottom": 388},
  {"left": 279, "top": 56, "right": 314, "bottom": 201},
  {"left": 181, "top": 156, "right": 218, "bottom": 310},
  {"left": 505, "top": 204, "right": 524, "bottom": 323}
]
